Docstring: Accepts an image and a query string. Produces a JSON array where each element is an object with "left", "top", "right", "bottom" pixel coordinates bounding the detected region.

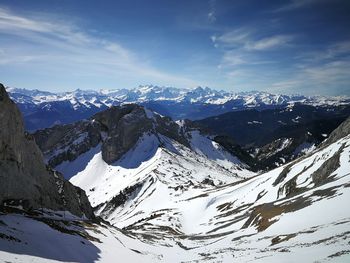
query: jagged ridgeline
[{"left": 0, "top": 84, "right": 93, "bottom": 218}]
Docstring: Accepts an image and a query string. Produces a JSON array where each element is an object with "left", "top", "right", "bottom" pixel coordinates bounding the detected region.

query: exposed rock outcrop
[
  {"left": 34, "top": 104, "right": 194, "bottom": 166},
  {"left": 0, "top": 84, "right": 94, "bottom": 218},
  {"left": 96, "top": 105, "right": 154, "bottom": 164}
]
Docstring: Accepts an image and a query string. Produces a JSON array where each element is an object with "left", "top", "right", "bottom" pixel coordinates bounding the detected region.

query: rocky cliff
[
  {"left": 34, "top": 104, "right": 194, "bottom": 167},
  {"left": 0, "top": 84, "right": 94, "bottom": 218}
]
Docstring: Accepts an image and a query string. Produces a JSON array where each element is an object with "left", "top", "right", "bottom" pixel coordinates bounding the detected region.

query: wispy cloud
[
  {"left": 221, "top": 52, "right": 247, "bottom": 66},
  {"left": 270, "top": 60, "right": 350, "bottom": 95},
  {"left": 212, "top": 23, "right": 350, "bottom": 95},
  {"left": 212, "top": 28, "right": 294, "bottom": 83},
  {"left": 274, "top": 0, "right": 316, "bottom": 12},
  {"left": 212, "top": 28, "right": 250, "bottom": 47},
  {"left": 0, "top": 8, "right": 91, "bottom": 46},
  {"left": 0, "top": 7, "right": 199, "bottom": 89},
  {"left": 274, "top": 0, "right": 331, "bottom": 12},
  {"left": 219, "top": 50, "right": 275, "bottom": 69},
  {"left": 270, "top": 40, "right": 350, "bottom": 95},
  {"left": 212, "top": 28, "right": 294, "bottom": 51},
  {"left": 245, "top": 35, "right": 293, "bottom": 50},
  {"left": 297, "top": 40, "right": 350, "bottom": 62}
]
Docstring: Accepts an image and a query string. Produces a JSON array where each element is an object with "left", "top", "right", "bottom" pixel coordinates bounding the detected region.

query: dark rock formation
[
  {"left": 34, "top": 120, "right": 102, "bottom": 168},
  {"left": 96, "top": 105, "right": 154, "bottom": 164},
  {"left": 34, "top": 104, "right": 194, "bottom": 167},
  {"left": 0, "top": 84, "right": 94, "bottom": 218}
]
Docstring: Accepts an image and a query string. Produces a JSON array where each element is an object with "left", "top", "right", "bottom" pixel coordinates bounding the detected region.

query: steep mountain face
[
  {"left": 7, "top": 85, "right": 350, "bottom": 130},
  {"left": 33, "top": 104, "right": 252, "bottom": 179},
  {"left": 196, "top": 104, "right": 350, "bottom": 169},
  {"left": 0, "top": 84, "right": 93, "bottom": 218}
]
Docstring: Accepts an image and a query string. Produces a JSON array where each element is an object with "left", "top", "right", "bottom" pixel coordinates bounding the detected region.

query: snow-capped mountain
[
  {"left": 6, "top": 85, "right": 350, "bottom": 131},
  {"left": 8, "top": 85, "right": 350, "bottom": 106},
  {"left": 1, "top": 87, "right": 350, "bottom": 262},
  {"left": 33, "top": 104, "right": 254, "bottom": 180}
]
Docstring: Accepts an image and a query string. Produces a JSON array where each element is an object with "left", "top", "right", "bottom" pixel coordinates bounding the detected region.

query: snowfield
[
  {"left": 1, "top": 117, "right": 350, "bottom": 262},
  {"left": 69, "top": 131, "right": 255, "bottom": 229}
]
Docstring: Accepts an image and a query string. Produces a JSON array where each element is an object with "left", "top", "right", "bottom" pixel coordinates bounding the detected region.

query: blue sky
[{"left": 0, "top": 0, "right": 350, "bottom": 95}]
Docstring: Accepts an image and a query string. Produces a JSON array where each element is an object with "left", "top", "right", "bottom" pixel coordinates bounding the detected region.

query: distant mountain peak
[{"left": 5, "top": 84, "right": 350, "bottom": 131}]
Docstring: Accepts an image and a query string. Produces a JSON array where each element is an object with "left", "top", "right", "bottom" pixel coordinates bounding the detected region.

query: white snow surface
[
  {"left": 68, "top": 132, "right": 255, "bottom": 230},
  {"left": 1, "top": 126, "right": 350, "bottom": 262}
]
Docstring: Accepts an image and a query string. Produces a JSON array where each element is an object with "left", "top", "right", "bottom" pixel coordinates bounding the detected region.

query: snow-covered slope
[
  {"left": 70, "top": 118, "right": 350, "bottom": 234},
  {"left": 70, "top": 132, "right": 254, "bottom": 228},
  {"left": 32, "top": 104, "right": 255, "bottom": 228},
  {"left": 0, "top": 210, "right": 160, "bottom": 263},
  {"left": 73, "top": 117, "right": 350, "bottom": 262},
  {"left": 33, "top": 104, "right": 252, "bottom": 175},
  {"left": 1, "top": 117, "right": 350, "bottom": 262}
]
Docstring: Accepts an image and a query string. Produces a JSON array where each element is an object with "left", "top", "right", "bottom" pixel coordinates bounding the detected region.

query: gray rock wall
[{"left": 0, "top": 84, "right": 94, "bottom": 218}]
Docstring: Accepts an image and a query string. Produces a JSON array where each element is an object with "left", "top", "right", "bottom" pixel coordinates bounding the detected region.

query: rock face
[
  {"left": 34, "top": 104, "right": 194, "bottom": 167},
  {"left": 0, "top": 84, "right": 94, "bottom": 218},
  {"left": 96, "top": 105, "right": 154, "bottom": 164}
]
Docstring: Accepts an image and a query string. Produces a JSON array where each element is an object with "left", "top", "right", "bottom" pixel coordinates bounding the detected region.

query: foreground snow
[{"left": 1, "top": 175, "right": 349, "bottom": 263}]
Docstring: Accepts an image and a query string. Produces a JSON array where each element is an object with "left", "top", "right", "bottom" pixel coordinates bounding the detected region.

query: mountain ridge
[
  {"left": 6, "top": 85, "right": 350, "bottom": 131},
  {"left": 33, "top": 103, "right": 253, "bottom": 179}
]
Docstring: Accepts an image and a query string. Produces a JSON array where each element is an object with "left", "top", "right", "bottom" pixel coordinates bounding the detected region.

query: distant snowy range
[{"left": 6, "top": 85, "right": 350, "bottom": 131}]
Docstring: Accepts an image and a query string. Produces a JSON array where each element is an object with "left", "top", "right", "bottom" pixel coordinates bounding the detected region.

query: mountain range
[
  {"left": 7, "top": 85, "right": 350, "bottom": 131},
  {"left": 1, "top": 83, "right": 350, "bottom": 262}
]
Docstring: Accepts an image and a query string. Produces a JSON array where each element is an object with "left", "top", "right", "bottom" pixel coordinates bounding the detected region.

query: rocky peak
[
  {"left": 34, "top": 104, "right": 197, "bottom": 169},
  {"left": 96, "top": 105, "right": 154, "bottom": 164},
  {"left": 0, "top": 83, "right": 94, "bottom": 218},
  {"left": 33, "top": 103, "right": 252, "bottom": 178}
]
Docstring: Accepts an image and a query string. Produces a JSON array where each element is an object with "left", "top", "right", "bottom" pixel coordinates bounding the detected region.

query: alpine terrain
[{"left": 1, "top": 82, "right": 350, "bottom": 262}]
